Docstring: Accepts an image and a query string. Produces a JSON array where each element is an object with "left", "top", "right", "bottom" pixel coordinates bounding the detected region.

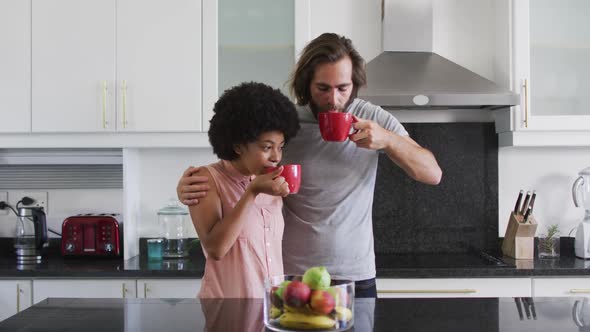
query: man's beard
[{"left": 309, "top": 99, "right": 353, "bottom": 119}]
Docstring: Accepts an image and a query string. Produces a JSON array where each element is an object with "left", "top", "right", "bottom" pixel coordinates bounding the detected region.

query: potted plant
[{"left": 538, "top": 224, "right": 560, "bottom": 259}]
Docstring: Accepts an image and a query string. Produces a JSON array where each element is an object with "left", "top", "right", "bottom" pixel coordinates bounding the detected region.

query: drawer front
[
  {"left": 533, "top": 278, "right": 590, "bottom": 297},
  {"left": 376, "top": 278, "right": 531, "bottom": 298}
]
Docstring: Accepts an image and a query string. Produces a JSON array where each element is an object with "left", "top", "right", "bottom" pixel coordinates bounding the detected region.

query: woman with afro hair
[{"left": 189, "top": 82, "right": 300, "bottom": 298}]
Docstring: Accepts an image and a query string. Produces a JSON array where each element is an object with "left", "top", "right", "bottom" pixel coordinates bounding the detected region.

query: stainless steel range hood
[
  {"left": 361, "top": 52, "right": 519, "bottom": 110},
  {"left": 359, "top": 0, "right": 519, "bottom": 110}
]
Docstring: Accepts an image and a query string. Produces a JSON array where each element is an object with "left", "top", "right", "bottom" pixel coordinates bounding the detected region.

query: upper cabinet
[
  {"left": 1, "top": 0, "right": 382, "bottom": 145},
  {"left": 32, "top": 0, "right": 202, "bottom": 133},
  {"left": 0, "top": 0, "right": 31, "bottom": 133},
  {"left": 500, "top": 0, "right": 590, "bottom": 145},
  {"left": 202, "top": 0, "right": 298, "bottom": 132},
  {"left": 32, "top": 0, "right": 116, "bottom": 132}
]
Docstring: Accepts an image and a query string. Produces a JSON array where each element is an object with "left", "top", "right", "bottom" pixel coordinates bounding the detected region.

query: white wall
[
  {"left": 124, "top": 148, "right": 217, "bottom": 239},
  {"left": 498, "top": 147, "right": 590, "bottom": 237}
]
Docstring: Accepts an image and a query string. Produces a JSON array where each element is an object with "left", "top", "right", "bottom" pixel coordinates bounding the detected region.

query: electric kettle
[
  {"left": 15, "top": 207, "right": 48, "bottom": 264},
  {"left": 573, "top": 167, "right": 590, "bottom": 259}
]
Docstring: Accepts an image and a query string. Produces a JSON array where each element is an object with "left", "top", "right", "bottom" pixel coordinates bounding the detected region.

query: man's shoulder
[{"left": 349, "top": 98, "right": 392, "bottom": 119}]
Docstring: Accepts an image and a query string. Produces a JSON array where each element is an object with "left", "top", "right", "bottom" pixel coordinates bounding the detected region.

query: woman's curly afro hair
[{"left": 208, "top": 82, "right": 300, "bottom": 160}]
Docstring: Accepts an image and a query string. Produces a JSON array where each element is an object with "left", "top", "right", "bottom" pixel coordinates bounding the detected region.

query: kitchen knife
[
  {"left": 528, "top": 298, "right": 537, "bottom": 320},
  {"left": 528, "top": 191, "right": 537, "bottom": 215},
  {"left": 522, "top": 298, "right": 531, "bottom": 319},
  {"left": 523, "top": 206, "right": 532, "bottom": 223},
  {"left": 513, "top": 190, "right": 524, "bottom": 215},
  {"left": 520, "top": 191, "right": 531, "bottom": 215},
  {"left": 514, "top": 298, "right": 524, "bottom": 320}
]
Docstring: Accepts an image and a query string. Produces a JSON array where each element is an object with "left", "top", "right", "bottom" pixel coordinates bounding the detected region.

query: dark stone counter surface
[
  {"left": 1, "top": 296, "right": 587, "bottom": 331},
  {"left": 1, "top": 237, "right": 590, "bottom": 278}
]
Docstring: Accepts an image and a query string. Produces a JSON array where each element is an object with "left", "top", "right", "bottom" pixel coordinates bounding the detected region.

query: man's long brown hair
[{"left": 289, "top": 33, "right": 367, "bottom": 106}]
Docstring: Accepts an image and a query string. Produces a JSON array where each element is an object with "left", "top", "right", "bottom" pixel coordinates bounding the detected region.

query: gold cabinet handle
[
  {"left": 102, "top": 80, "right": 108, "bottom": 129},
  {"left": 523, "top": 79, "right": 529, "bottom": 128},
  {"left": 16, "top": 284, "right": 20, "bottom": 312},
  {"left": 144, "top": 283, "right": 148, "bottom": 298},
  {"left": 122, "top": 283, "right": 126, "bottom": 298},
  {"left": 378, "top": 289, "right": 477, "bottom": 294},
  {"left": 570, "top": 289, "right": 590, "bottom": 294},
  {"left": 121, "top": 80, "right": 128, "bottom": 128}
]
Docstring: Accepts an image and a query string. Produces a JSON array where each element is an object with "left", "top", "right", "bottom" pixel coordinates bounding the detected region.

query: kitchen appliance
[
  {"left": 573, "top": 167, "right": 590, "bottom": 259},
  {"left": 61, "top": 214, "right": 122, "bottom": 257},
  {"left": 158, "top": 200, "right": 190, "bottom": 258},
  {"left": 360, "top": 0, "right": 519, "bottom": 109},
  {"left": 15, "top": 207, "right": 48, "bottom": 264}
]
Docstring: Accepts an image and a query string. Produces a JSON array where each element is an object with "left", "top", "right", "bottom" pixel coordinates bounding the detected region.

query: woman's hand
[{"left": 246, "top": 167, "right": 290, "bottom": 197}]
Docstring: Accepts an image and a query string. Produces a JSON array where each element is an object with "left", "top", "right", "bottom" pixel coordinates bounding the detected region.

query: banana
[
  {"left": 335, "top": 306, "right": 353, "bottom": 322},
  {"left": 279, "top": 312, "right": 336, "bottom": 330},
  {"left": 270, "top": 306, "right": 282, "bottom": 319}
]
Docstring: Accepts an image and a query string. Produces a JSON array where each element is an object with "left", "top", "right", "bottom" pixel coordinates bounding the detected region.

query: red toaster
[{"left": 61, "top": 214, "right": 122, "bottom": 256}]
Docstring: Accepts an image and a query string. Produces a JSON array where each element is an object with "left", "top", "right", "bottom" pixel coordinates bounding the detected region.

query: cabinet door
[
  {"left": 32, "top": 0, "right": 116, "bottom": 132},
  {"left": 0, "top": 0, "right": 30, "bottom": 133},
  {"left": 33, "top": 279, "right": 136, "bottom": 304},
  {"left": 376, "top": 278, "right": 531, "bottom": 298},
  {"left": 209, "top": 0, "right": 296, "bottom": 132},
  {"left": 533, "top": 277, "right": 590, "bottom": 297},
  {"left": 137, "top": 279, "right": 201, "bottom": 298},
  {"left": 0, "top": 280, "right": 32, "bottom": 322},
  {"left": 117, "top": 0, "right": 202, "bottom": 132},
  {"left": 512, "top": 0, "right": 590, "bottom": 130}
]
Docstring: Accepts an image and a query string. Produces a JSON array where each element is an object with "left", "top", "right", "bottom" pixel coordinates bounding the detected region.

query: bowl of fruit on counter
[{"left": 264, "top": 266, "right": 354, "bottom": 332}]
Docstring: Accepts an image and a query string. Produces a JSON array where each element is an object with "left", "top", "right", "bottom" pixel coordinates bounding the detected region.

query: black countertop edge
[
  {"left": 5, "top": 264, "right": 590, "bottom": 278},
  {"left": 2, "top": 237, "right": 590, "bottom": 278}
]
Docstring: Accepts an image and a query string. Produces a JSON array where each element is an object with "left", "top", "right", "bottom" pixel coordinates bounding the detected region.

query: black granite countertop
[
  {"left": 1, "top": 237, "right": 590, "bottom": 278},
  {"left": 1, "top": 296, "right": 587, "bottom": 331}
]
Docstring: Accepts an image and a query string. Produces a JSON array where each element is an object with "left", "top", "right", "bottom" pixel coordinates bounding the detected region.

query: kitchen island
[{"left": 0, "top": 296, "right": 585, "bottom": 331}]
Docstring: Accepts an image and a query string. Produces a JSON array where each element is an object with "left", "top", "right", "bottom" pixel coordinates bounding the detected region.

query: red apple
[
  {"left": 310, "top": 290, "right": 336, "bottom": 314},
  {"left": 283, "top": 281, "right": 311, "bottom": 307}
]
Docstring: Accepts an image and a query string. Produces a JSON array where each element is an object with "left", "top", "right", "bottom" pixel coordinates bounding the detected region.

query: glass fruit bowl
[{"left": 264, "top": 271, "right": 354, "bottom": 332}]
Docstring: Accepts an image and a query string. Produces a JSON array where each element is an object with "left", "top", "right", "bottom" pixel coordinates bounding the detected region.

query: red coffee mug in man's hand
[
  {"left": 318, "top": 110, "right": 358, "bottom": 142},
  {"left": 265, "top": 164, "right": 301, "bottom": 194}
]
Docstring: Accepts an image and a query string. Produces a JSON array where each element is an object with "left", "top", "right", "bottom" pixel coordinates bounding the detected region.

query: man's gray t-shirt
[{"left": 281, "top": 98, "right": 408, "bottom": 281}]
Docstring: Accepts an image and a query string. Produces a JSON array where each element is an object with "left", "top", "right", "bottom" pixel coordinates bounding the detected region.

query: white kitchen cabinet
[
  {"left": 498, "top": 0, "right": 590, "bottom": 146},
  {"left": 32, "top": 279, "right": 136, "bottom": 304},
  {"left": 532, "top": 277, "right": 590, "bottom": 297},
  {"left": 376, "top": 278, "right": 531, "bottom": 298},
  {"left": 0, "top": 0, "right": 31, "bottom": 133},
  {"left": 31, "top": 0, "right": 202, "bottom": 133},
  {"left": 116, "top": 0, "right": 201, "bottom": 132},
  {"left": 137, "top": 279, "right": 201, "bottom": 299},
  {"left": 0, "top": 280, "right": 32, "bottom": 322},
  {"left": 32, "top": 0, "right": 116, "bottom": 132}
]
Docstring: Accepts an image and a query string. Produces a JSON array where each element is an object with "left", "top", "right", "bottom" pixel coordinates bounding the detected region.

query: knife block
[{"left": 502, "top": 212, "right": 538, "bottom": 259}]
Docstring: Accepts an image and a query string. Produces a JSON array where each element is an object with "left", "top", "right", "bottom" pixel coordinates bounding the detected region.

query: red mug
[
  {"left": 265, "top": 164, "right": 301, "bottom": 194},
  {"left": 318, "top": 111, "right": 358, "bottom": 142}
]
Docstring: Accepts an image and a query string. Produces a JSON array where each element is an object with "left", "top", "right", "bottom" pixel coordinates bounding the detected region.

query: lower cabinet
[
  {"left": 137, "top": 279, "right": 201, "bottom": 299},
  {"left": 33, "top": 279, "right": 137, "bottom": 304},
  {"left": 376, "top": 278, "right": 532, "bottom": 298},
  {"left": 31, "top": 278, "right": 202, "bottom": 304},
  {"left": 533, "top": 277, "right": 590, "bottom": 297},
  {"left": 0, "top": 280, "right": 32, "bottom": 322}
]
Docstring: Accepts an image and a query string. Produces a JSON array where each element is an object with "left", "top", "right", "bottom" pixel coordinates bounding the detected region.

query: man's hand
[
  {"left": 349, "top": 115, "right": 393, "bottom": 150},
  {"left": 177, "top": 166, "right": 211, "bottom": 206}
]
